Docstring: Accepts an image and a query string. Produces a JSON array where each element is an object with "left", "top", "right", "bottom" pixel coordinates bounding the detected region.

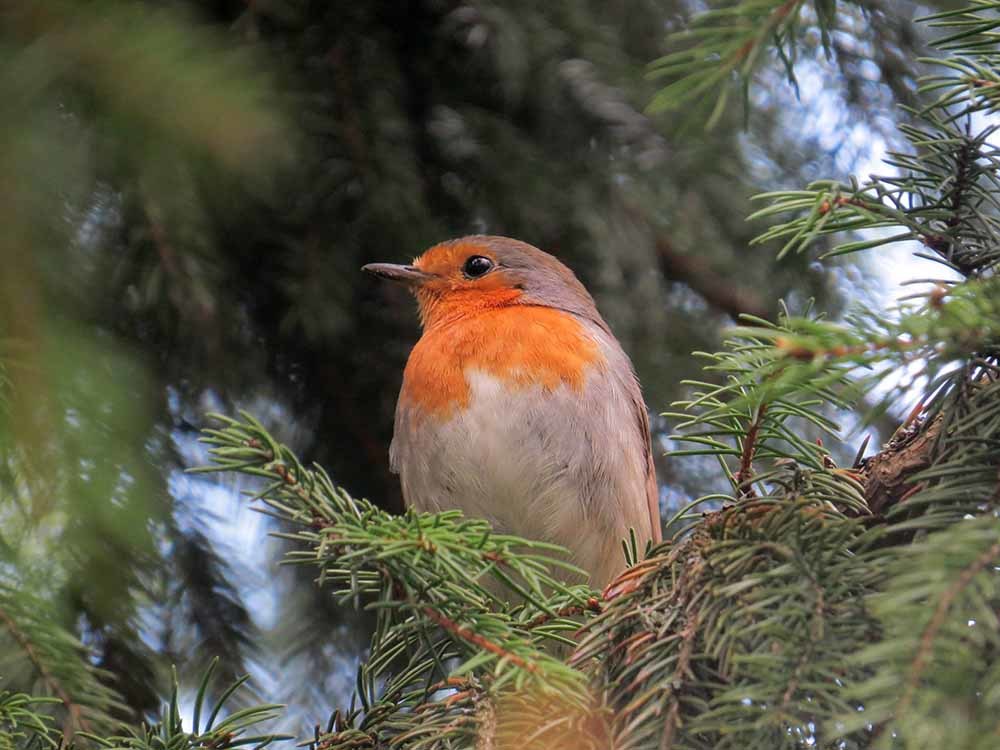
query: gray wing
[{"left": 629, "top": 376, "right": 662, "bottom": 544}]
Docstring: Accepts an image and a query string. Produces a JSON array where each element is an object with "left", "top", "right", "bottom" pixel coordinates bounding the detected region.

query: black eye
[{"left": 462, "top": 255, "right": 494, "bottom": 278}]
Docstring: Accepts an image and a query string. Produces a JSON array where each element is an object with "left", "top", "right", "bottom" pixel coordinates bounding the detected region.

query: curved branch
[
  {"left": 0, "top": 606, "right": 92, "bottom": 738},
  {"left": 653, "top": 234, "right": 771, "bottom": 320},
  {"left": 895, "top": 540, "right": 1000, "bottom": 719}
]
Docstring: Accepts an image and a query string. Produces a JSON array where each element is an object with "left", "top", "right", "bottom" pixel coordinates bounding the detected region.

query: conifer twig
[
  {"left": 420, "top": 608, "right": 538, "bottom": 674},
  {"left": 0, "top": 606, "right": 92, "bottom": 737},
  {"left": 735, "top": 403, "right": 767, "bottom": 497},
  {"left": 895, "top": 540, "right": 1000, "bottom": 719}
]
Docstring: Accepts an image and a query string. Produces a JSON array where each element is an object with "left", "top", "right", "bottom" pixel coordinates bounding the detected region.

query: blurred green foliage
[{"left": 0, "top": 0, "right": 289, "bottom": 728}]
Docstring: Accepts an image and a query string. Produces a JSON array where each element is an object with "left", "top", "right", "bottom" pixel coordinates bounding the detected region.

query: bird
[{"left": 363, "top": 235, "right": 661, "bottom": 590}]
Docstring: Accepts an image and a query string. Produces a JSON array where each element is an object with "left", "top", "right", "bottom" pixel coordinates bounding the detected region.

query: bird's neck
[
  {"left": 416, "top": 287, "right": 523, "bottom": 330},
  {"left": 402, "top": 305, "right": 604, "bottom": 421}
]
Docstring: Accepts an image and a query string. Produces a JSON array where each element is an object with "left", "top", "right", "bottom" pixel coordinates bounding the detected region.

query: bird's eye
[{"left": 462, "top": 255, "right": 494, "bottom": 279}]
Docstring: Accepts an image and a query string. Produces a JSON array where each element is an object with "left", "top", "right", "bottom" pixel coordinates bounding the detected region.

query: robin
[{"left": 363, "top": 235, "right": 661, "bottom": 590}]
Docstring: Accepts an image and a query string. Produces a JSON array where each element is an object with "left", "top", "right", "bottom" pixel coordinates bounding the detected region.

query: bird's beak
[{"left": 361, "top": 263, "right": 435, "bottom": 286}]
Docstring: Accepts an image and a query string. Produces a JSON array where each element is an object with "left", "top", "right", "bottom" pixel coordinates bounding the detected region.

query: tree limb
[{"left": 653, "top": 233, "right": 771, "bottom": 319}]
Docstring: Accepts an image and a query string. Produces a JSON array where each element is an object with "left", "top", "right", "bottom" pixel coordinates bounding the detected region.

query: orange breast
[{"left": 400, "top": 306, "right": 603, "bottom": 419}]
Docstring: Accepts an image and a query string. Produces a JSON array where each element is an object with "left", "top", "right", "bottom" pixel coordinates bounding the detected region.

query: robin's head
[{"left": 363, "top": 235, "right": 603, "bottom": 330}]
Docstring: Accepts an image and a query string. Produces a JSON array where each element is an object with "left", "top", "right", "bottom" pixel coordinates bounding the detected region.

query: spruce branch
[
  {"left": 627, "top": 298, "right": 997, "bottom": 747},
  {"left": 666, "top": 305, "right": 863, "bottom": 505},
  {"left": 193, "top": 412, "right": 598, "bottom": 747},
  {"left": 575, "top": 494, "right": 883, "bottom": 749},
  {"left": 656, "top": 81, "right": 1000, "bottom": 733},
  {"left": 897, "top": 538, "right": 1000, "bottom": 718},
  {"left": 0, "top": 585, "right": 125, "bottom": 737},
  {"left": 0, "top": 606, "right": 92, "bottom": 738},
  {"left": 748, "top": 3, "right": 1000, "bottom": 275},
  {"left": 0, "top": 691, "right": 59, "bottom": 750},
  {"left": 843, "top": 517, "right": 1000, "bottom": 747},
  {"left": 649, "top": 0, "right": 811, "bottom": 128},
  {"left": 78, "top": 660, "right": 289, "bottom": 750}
]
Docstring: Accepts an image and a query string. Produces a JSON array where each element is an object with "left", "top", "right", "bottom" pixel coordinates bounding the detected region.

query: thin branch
[
  {"left": 652, "top": 233, "right": 771, "bottom": 320},
  {"left": 660, "top": 611, "right": 701, "bottom": 750},
  {"left": 735, "top": 403, "right": 768, "bottom": 497},
  {"left": 142, "top": 192, "right": 216, "bottom": 327},
  {"left": 895, "top": 540, "right": 1000, "bottom": 719},
  {"left": 0, "top": 606, "right": 93, "bottom": 738},
  {"left": 728, "top": 0, "right": 803, "bottom": 67},
  {"left": 525, "top": 600, "right": 603, "bottom": 629},
  {"left": 420, "top": 607, "right": 538, "bottom": 674},
  {"left": 620, "top": 200, "right": 770, "bottom": 319}
]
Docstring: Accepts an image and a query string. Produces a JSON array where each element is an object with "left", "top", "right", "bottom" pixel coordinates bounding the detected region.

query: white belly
[{"left": 391, "top": 368, "right": 649, "bottom": 586}]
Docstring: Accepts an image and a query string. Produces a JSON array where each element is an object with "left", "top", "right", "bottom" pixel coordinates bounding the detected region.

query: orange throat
[
  {"left": 415, "top": 285, "right": 523, "bottom": 330},
  {"left": 400, "top": 304, "right": 603, "bottom": 420}
]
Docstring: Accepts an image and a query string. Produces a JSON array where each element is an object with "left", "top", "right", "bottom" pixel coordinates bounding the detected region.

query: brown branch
[
  {"left": 0, "top": 606, "right": 93, "bottom": 738},
  {"left": 727, "top": 0, "right": 803, "bottom": 68},
  {"left": 895, "top": 540, "right": 1000, "bottom": 719},
  {"left": 142, "top": 195, "right": 216, "bottom": 326},
  {"left": 383, "top": 565, "right": 546, "bottom": 679},
  {"left": 525, "top": 599, "right": 603, "bottom": 629},
  {"left": 660, "top": 612, "right": 701, "bottom": 750},
  {"left": 860, "top": 415, "right": 941, "bottom": 518},
  {"left": 774, "top": 334, "right": 924, "bottom": 362},
  {"left": 735, "top": 404, "right": 768, "bottom": 497},
  {"left": 421, "top": 607, "right": 538, "bottom": 673},
  {"left": 618, "top": 200, "right": 769, "bottom": 319},
  {"left": 652, "top": 234, "right": 770, "bottom": 320}
]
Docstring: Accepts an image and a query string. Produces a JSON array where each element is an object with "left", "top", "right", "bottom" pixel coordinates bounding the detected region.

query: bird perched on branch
[{"left": 363, "top": 236, "right": 661, "bottom": 589}]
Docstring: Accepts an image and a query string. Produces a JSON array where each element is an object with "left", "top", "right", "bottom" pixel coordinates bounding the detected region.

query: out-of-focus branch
[
  {"left": 653, "top": 233, "right": 771, "bottom": 319},
  {"left": 0, "top": 606, "right": 92, "bottom": 738},
  {"left": 559, "top": 59, "right": 669, "bottom": 170},
  {"left": 619, "top": 200, "right": 772, "bottom": 319}
]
